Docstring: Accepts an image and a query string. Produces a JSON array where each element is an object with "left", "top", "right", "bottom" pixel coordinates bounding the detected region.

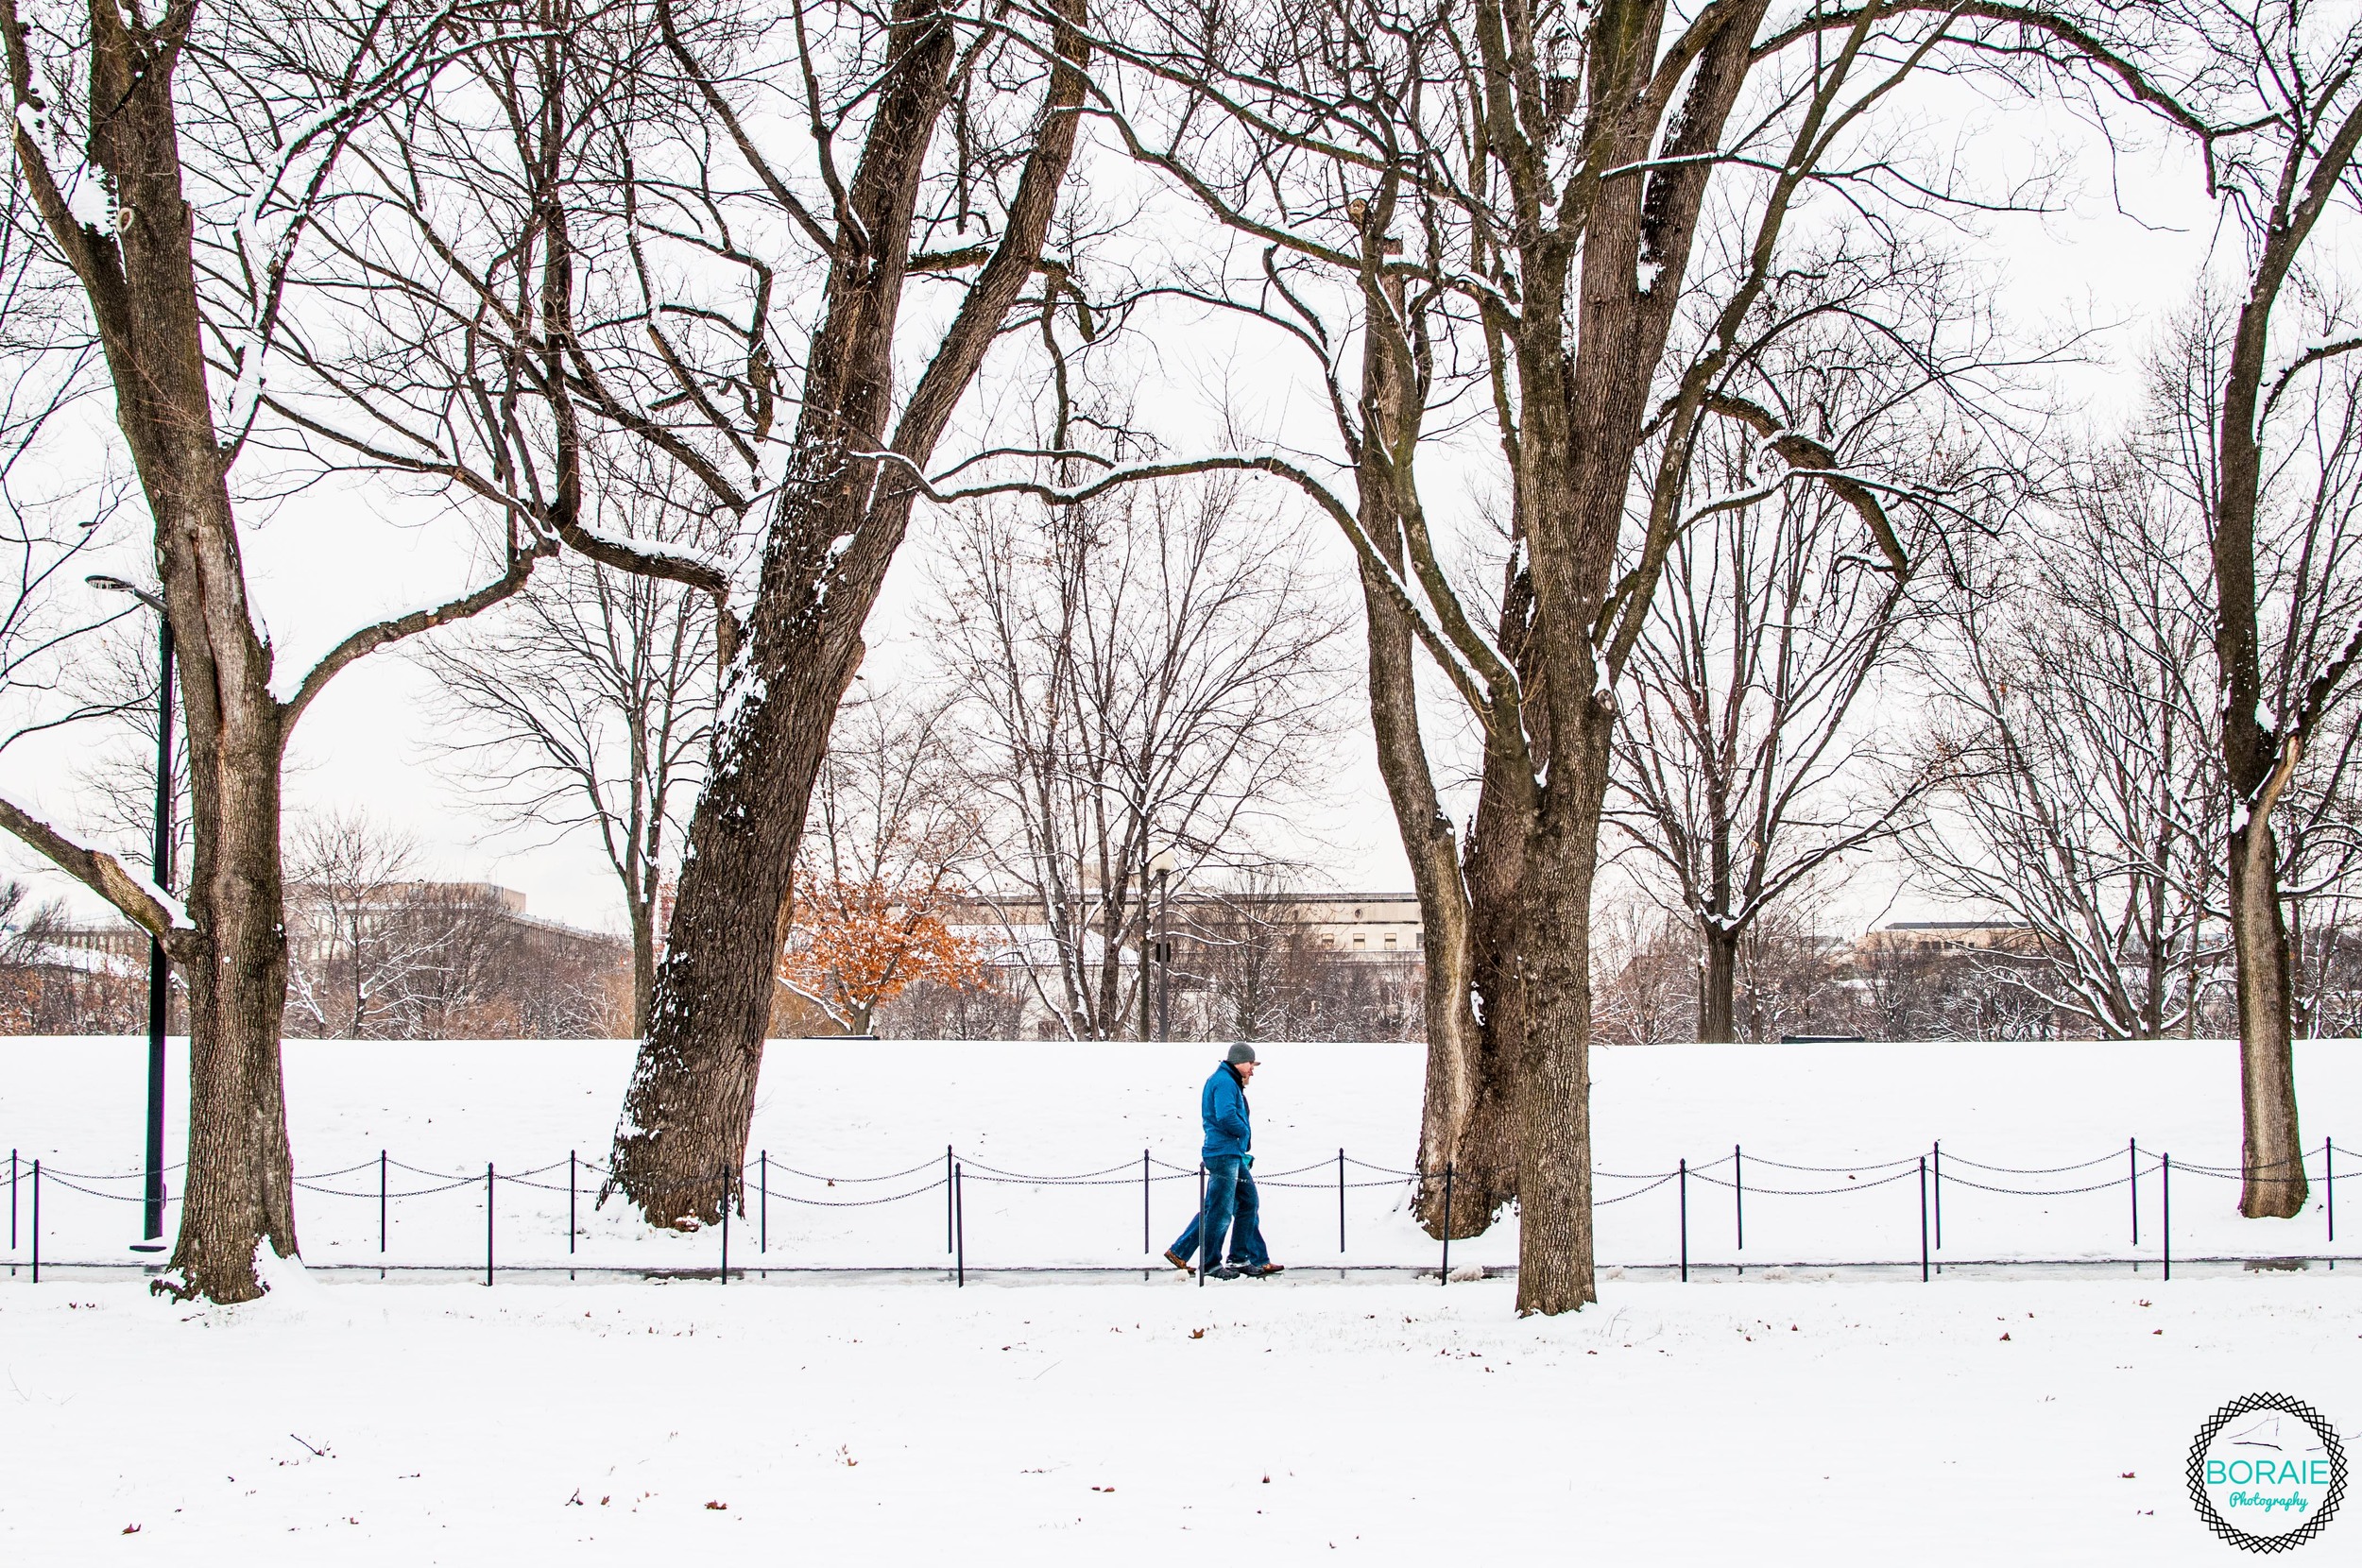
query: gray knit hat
[{"left": 1225, "top": 1042, "right": 1258, "bottom": 1065}]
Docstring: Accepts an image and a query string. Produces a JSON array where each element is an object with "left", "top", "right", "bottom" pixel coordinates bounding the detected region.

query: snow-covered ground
[
  {"left": 1, "top": 1269, "right": 2354, "bottom": 1562},
  {"left": 3, "top": 1037, "right": 2360, "bottom": 1560},
  {"left": 1, "top": 1036, "right": 2356, "bottom": 1271}
]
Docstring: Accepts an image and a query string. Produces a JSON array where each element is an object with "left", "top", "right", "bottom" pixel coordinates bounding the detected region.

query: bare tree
[
  {"left": 283, "top": 810, "right": 629, "bottom": 1038},
  {"left": 0, "top": 0, "right": 562, "bottom": 1299},
  {"left": 419, "top": 452, "right": 720, "bottom": 1033},
  {"left": 207, "top": 0, "right": 1097, "bottom": 1209},
  {"left": 1184, "top": 875, "right": 1327, "bottom": 1043},
  {"left": 873, "top": 970, "right": 1028, "bottom": 1039},
  {"left": 931, "top": 478, "right": 1346, "bottom": 1041},
  {"left": 1909, "top": 443, "right": 2231, "bottom": 1040},
  {"left": 372, "top": 882, "right": 625, "bottom": 1039},
  {"left": 283, "top": 810, "right": 427, "bottom": 1040},
  {"left": 577, "top": 0, "right": 1097, "bottom": 1225},
  {"left": 0, "top": 878, "right": 75, "bottom": 1029},
  {"left": 1610, "top": 405, "right": 1938, "bottom": 1043},
  {"left": 1587, "top": 898, "right": 1698, "bottom": 1048},
  {"left": 0, "top": 179, "right": 139, "bottom": 763},
  {"left": 2099, "top": 0, "right": 2362, "bottom": 1216}
]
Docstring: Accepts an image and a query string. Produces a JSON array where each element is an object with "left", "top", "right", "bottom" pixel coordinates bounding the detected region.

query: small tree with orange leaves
[
  {"left": 780, "top": 687, "right": 998, "bottom": 1035},
  {"left": 779, "top": 874, "right": 989, "bottom": 1035}
]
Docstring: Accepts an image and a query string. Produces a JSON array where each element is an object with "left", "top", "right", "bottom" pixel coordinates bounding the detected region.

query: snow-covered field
[
  {"left": 1, "top": 1269, "right": 2353, "bottom": 1562},
  {"left": 3, "top": 1037, "right": 2359, "bottom": 1561}
]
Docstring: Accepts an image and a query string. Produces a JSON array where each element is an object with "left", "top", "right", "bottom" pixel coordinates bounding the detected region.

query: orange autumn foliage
[{"left": 778, "top": 872, "right": 990, "bottom": 1033}]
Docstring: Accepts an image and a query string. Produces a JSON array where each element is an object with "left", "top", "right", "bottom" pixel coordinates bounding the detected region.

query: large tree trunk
[
  {"left": 609, "top": 585, "right": 862, "bottom": 1222},
  {"left": 169, "top": 694, "right": 297, "bottom": 1301},
  {"left": 606, "top": 0, "right": 1088, "bottom": 1223},
  {"left": 1511, "top": 708, "right": 1610, "bottom": 1315},
  {"left": 1431, "top": 752, "right": 1536, "bottom": 1235},
  {"left": 2229, "top": 818, "right": 2305, "bottom": 1217},
  {"left": 1699, "top": 924, "right": 1737, "bottom": 1043}
]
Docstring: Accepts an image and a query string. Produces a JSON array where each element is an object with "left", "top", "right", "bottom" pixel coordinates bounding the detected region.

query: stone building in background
[{"left": 17, "top": 881, "right": 630, "bottom": 1039}]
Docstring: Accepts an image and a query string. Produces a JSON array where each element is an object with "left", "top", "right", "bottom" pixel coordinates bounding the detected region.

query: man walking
[{"left": 1164, "top": 1044, "right": 1282, "bottom": 1279}]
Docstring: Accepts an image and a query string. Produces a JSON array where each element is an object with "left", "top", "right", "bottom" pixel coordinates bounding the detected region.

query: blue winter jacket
[{"left": 1200, "top": 1062, "right": 1251, "bottom": 1160}]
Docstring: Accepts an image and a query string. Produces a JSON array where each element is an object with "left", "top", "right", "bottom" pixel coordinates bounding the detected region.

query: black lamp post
[
  {"left": 90, "top": 574, "right": 173, "bottom": 1253},
  {"left": 1148, "top": 848, "right": 1176, "bottom": 1042}
]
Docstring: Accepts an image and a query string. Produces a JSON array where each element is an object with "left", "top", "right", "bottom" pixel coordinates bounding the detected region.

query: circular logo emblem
[{"left": 2186, "top": 1393, "right": 2347, "bottom": 1551}]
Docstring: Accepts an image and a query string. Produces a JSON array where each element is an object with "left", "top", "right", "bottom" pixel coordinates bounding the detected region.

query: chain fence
[{"left": 3, "top": 1135, "right": 2351, "bottom": 1287}]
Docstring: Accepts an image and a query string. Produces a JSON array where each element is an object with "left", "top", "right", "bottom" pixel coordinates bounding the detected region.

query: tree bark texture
[
  {"left": 172, "top": 705, "right": 298, "bottom": 1302},
  {"left": 1509, "top": 710, "right": 1610, "bottom": 1315},
  {"left": 2229, "top": 819, "right": 2305, "bottom": 1215},
  {"left": 1699, "top": 925, "right": 1737, "bottom": 1044},
  {"left": 607, "top": 0, "right": 1090, "bottom": 1224}
]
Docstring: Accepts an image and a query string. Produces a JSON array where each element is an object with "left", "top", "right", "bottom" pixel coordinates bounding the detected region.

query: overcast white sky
[{"left": 0, "top": 88, "right": 2238, "bottom": 939}]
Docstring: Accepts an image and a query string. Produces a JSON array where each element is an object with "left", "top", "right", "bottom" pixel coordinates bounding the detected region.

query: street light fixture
[{"left": 88, "top": 574, "right": 173, "bottom": 1253}]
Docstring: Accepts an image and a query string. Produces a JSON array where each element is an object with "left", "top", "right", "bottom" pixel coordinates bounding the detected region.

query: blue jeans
[{"left": 1169, "top": 1157, "right": 1267, "bottom": 1269}]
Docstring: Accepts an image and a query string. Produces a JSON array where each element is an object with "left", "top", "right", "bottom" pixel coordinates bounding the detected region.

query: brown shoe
[
  {"left": 1162, "top": 1249, "right": 1195, "bottom": 1276},
  {"left": 1241, "top": 1263, "right": 1285, "bottom": 1278}
]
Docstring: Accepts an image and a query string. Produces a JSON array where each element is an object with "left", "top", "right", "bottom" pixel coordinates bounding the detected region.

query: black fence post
[
  {"left": 1734, "top": 1144, "right": 1744, "bottom": 1252},
  {"left": 9, "top": 1147, "right": 15, "bottom": 1253},
  {"left": 719, "top": 1167, "right": 730, "bottom": 1286},
  {"left": 568, "top": 1150, "right": 577, "bottom": 1256},
  {"left": 1440, "top": 1163, "right": 1454, "bottom": 1287},
  {"left": 945, "top": 1145, "right": 953, "bottom": 1253},
  {"left": 761, "top": 1150, "right": 769, "bottom": 1256},
  {"left": 1918, "top": 1156, "right": 1929, "bottom": 1283},
  {"left": 2129, "top": 1137, "right": 2138, "bottom": 1248},
  {"left": 485, "top": 1162, "right": 495, "bottom": 1287},
  {"left": 28, "top": 1158, "right": 38, "bottom": 1284},
  {"left": 954, "top": 1163, "right": 965, "bottom": 1287},
  {"left": 379, "top": 1150, "right": 387, "bottom": 1255},
  {"left": 1337, "top": 1149, "right": 1345, "bottom": 1253},
  {"left": 2162, "top": 1152, "right": 2171, "bottom": 1281},
  {"left": 1141, "top": 1150, "right": 1150, "bottom": 1254},
  {"left": 1678, "top": 1157, "right": 1688, "bottom": 1283},
  {"left": 1197, "top": 1165, "right": 1207, "bottom": 1290},
  {"left": 1932, "top": 1140, "right": 1943, "bottom": 1252},
  {"left": 2329, "top": 1139, "right": 2336, "bottom": 1244}
]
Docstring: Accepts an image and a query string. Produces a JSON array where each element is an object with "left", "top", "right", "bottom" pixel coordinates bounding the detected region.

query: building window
[{"left": 1383, "top": 932, "right": 1397, "bottom": 948}]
